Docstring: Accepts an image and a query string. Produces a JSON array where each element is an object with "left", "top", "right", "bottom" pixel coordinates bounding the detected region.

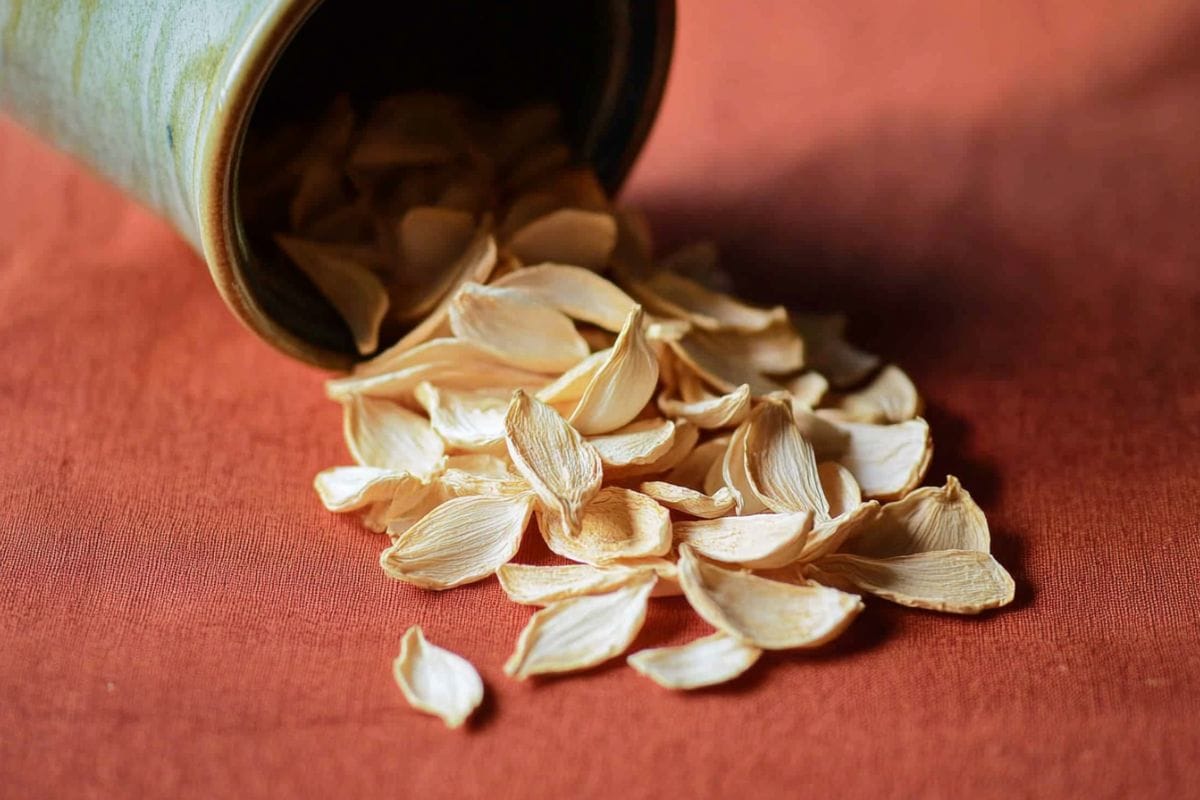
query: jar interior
[{"left": 233, "top": 0, "right": 669, "bottom": 362}]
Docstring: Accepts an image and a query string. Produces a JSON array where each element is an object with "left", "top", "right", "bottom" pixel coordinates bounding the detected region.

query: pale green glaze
[{"left": 0, "top": 0, "right": 330, "bottom": 363}]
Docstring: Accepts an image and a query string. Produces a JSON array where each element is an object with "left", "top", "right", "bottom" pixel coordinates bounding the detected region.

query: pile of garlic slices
[{"left": 289, "top": 95, "right": 1014, "bottom": 728}]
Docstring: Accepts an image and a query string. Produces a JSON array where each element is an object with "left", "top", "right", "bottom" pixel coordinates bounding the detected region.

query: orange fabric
[{"left": 3, "top": 2, "right": 1199, "bottom": 797}]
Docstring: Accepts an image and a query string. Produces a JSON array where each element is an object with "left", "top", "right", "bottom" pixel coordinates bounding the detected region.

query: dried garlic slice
[
  {"left": 667, "top": 333, "right": 782, "bottom": 396},
  {"left": 783, "top": 372, "right": 829, "bottom": 409},
  {"left": 720, "top": 416, "right": 764, "bottom": 515},
  {"left": 496, "top": 563, "right": 646, "bottom": 606},
  {"left": 818, "top": 461, "right": 861, "bottom": 518},
  {"left": 568, "top": 306, "right": 660, "bottom": 435},
  {"left": 676, "top": 544, "right": 863, "bottom": 649},
  {"left": 603, "top": 419, "right": 700, "bottom": 482},
  {"left": 275, "top": 235, "right": 389, "bottom": 355},
  {"left": 342, "top": 395, "right": 445, "bottom": 477},
  {"left": 657, "top": 383, "right": 751, "bottom": 430},
  {"left": 811, "top": 550, "right": 1014, "bottom": 614},
  {"left": 380, "top": 492, "right": 534, "bottom": 589},
  {"left": 674, "top": 511, "right": 813, "bottom": 569},
  {"left": 586, "top": 418, "right": 676, "bottom": 468},
  {"left": 443, "top": 453, "right": 513, "bottom": 480},
  {"left": 626, "top": 269, "right": 787, "bottom": 332},
  {"left": 791, "top": 314, "right": 880, "bottom": 389},
  {"left": 492, "top": 264, "right": 637, "bottom": 332},
  {"left": 612, "top": 556, "right": 684, "bottom": 597},
  {"left": 667, "top": 436, "right": 731, "bottom": 491},
  {"left": 313, "top": 466, "right": 427, "bottom": 513},
  {"left": 393, "top": 626, "right": 483, "bottom": 729},
  {"left": 798, "top": 501, "right": 881, "bottom": 563},
  {"left": 743, "top": 399, "right": 830, "bottom": 520},
  {"left": 392, "top": 206, "right": 477, "bottom": 322},
  {"left": 414, "top": 383, "right": 508, "bottom": 450},
  {"left": 504, "top": 571, "right": 656, "bottom": 679},
  {"left": 833, "top": 365, "right": 923, "bottom": 424},
  {"left": 834, "top": 418, "right": 933, "bottom": 500},
  {"left": 505, "top": 390, "right": 603, "bottom": 533},
  {"left": 449, "top": 282, "right": 589, "bottom": 372},
  {"left": 628, "top": 632, "right": 761, "bottom": 690},
  {"left": 534, "top": 348, "right": 610, "bottom": 405},
  {"left": 842, "top": 475, "right": 989, "bottom": 558},
  {"left": 506, "top": 208, "right": 617, "bottom": 271},
  {"left": 540, "top": 487, "right": 671, "bottom": 564},
  {"left": 638, "top": 482, "right": 736, "bottom": 519}
]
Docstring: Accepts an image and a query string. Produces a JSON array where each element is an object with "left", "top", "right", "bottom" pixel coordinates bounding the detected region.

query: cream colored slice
[
  {"left": 496, "top": 563, "right": 646, "bottom": 606},
  {"left": 674, "top": 511, "right": 813, "bottom": 569},
  {"left": 342, "top": 395, "right": 445, "bottom": 477},
  {"left": 626, "top": 269, "right": 787, "bottom": 332},
  {"left": 834, "top": 365, "right": 923, "bottom": 424},
  {"left": 586, "top": 418, "right": 676, "bottom": 468},
  {"left": 792, "top": 406, "right": 853, "bottom": 461},
  {"left": 603, "top": 420, "right": 699, "bottom": 482},
  {"left": 380, "top": 492, "right": 534, "bottom": 589},
  {"left": 504, "top": 571, "right": 656, "bottom": 679},
  {"left": 492, "top": 264, "right": 637, "bottom": 332},
  {"left": 638, "top": 482, "right": 736, "bottom": 519},
  {"left": 568, "top": 306, "right": 660, "bottom": 435},
  {"left": 810, "top": 550, "right": 1015, "bottom": 614},
  {"left": 504, "top": 390, "right": 603, "bottom": 533},
  {"left": 628, "top": 632, "right": 761, "bottom": 690},
  {"left": 665, "top": 436, "right": 730, "bottom": 492},
  {"left": 798, "top": 501, "right": 881, "bottom": 563},
  {"left": 834, "top": 418, "right": 933, "bottom": 500},
  {"left": 657, "top": 383, "right": 751, "bottom": 430},
  {"left": 842, "top": 475, "right": 989, "bottom": 558},
  {"left": 818, "top": 462, "right": 861, "bottom": 518},
  {"left": 506, "top": 209, "right": 617, "bottom": 272},
  {"left": 437, "top": 467, "right": 528, "bottom": 498},
  {"left": 328, "top": 356, "right": 549, "bottom": 403},
  {"left": 744, "top": 399, "right": 831, "bottom": 520},
  {"left": 676, "top": 544, "right": 863, "bottom": 650},
  {"left": 414, "top": 383, "right": 508, "bottom": 450},
  {"left": 784, "top": 372, "right": 830, "bottom": 409},
  {"left": 443, "top": 453, "right": 513, "bottom": 480},
  {"left": 313, "top": 466, "right": 427, "bottom": 513},
  {"left": 448, "top": 282, "right": 589, "bottom": 372},
  {"left": 720, "top": 416, "right": 764, "bottom": 515},
  {"left": 791, "top": 314, "right": 881, "bottom": 389},
  {"left": 612, "top": 556, "right": 683, "bottom": 597},
  {"left": 534, "top": 348, "right": 611, "bottom": 405},
  {"left": 393, "top": 626, "right": 482, "bottom": 729},
  {"left": 540, "top": 487, "right": 671, "bottom": 564},
  {"left": 667, "top": 334, "right": 782, "bottom": 396},
  {"left": 700, "top": 325, "right": 805, "bottom": 376},
  {"left": 275, "top": 235, "right": 388, "bottom": 355}
]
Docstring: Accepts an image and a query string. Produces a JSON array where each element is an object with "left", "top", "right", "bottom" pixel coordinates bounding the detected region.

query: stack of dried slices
[{"left": 256, "top": 94, "right": 1013, "bottom": 728}]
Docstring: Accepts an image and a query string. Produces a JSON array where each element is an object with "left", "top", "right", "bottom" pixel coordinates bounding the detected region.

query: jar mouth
[{"left": 210, "top": 0, "right": 673, "bottom": 368}]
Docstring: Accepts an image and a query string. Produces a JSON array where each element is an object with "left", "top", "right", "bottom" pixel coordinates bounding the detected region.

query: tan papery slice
[
  {"left": 313, "top": 466, "right": 428, "bottom": 513},
  {"left": 628, "top": 632, "right": 761, "bottom": 690},
  {"left": 392, "top": 207, "right": 477, "bottom": 322},
  {"left": 842, "top": 475, "right": 990, "bottom": 558},
  {"left": 674, "top": 511, "right": 813, "bottom": 569},
  {"left": 506, "top": 209, "right": 617, "bottom": 272},
  {"left": 568, "top": 306, "right": 660, "bottom": 435},
  {"left": 586, "top": 418, "right": 677, "bottom": 468},
  {"left": 492, "top": 263, "right": 637, "bottom": 332},
  {"left": 833, "top": 365, "right": 923, "bottom": 424},
  {"left": 676, "top": 544, "right": 863, "bottom": 650},
  {"left": 414, "top": 383, "right": 508, "bottom": 450},
  {"left": 667, "top": 436, "right": 730, "bottom": 492},
  {"left": 626, "top": 269, "right": 787, "bottom": 332},
  {"left": 504, "top": 390, "right": 603, "bottom": 533},
  {"left": 276, "top": 235, "right": 389, "bottom": 355},
  {"left": 667, "top": 334, "right": 782, "bottom": 396},
  {"left": 539, "top": 487, "right": 672, "bottom": 564},
  {"left": 603, "top": 420, "right": 699, "bottom": 482},
  {"left": 380, "top": 492, "right": 534, "bottom": 589},
  {"left": 342, "top": 395, "right": 445, "bottom": 477},
  {"left": 791, "top": 314, "right": 881, "bottom": 389},
  {"left": 393, "top": 626, "right": 483, "bottom": 729},
  {"left": 449, "top": 282, "right": 589, "bottom": 372},
  {"left": 638, "top": 482, "right": 736, "bottom": 519},
  {"left": 818, "top": 461, "right": 862, "bottom": 518},
  {"left": 496, "top": 563, "right": 648, "bottom": 606},
  {"left": 743, "top": 399, "right": 831, "bottom": 520},
  {"left": 834, "top": 418, "right": 933, "bottom": 501},
  {"left": 504, "top": 571, "right": 656, "bottom": 679},
  {"left": 810, "top": 550, "right": 1014, "bottom": 614},
  {"left": 657, "top": 382, "right": 751, "bottom": 430}
]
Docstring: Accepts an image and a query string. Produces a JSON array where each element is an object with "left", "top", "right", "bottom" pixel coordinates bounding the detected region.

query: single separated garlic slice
[
  {"left": 380, "top": 492, "right": 535, "bottom": 589},
  {"left": 506, "top": 208, "right": 617, "bottom": 272},
  {"left": 810, "top": 550, "right": 1014, "bottom": 614},
  {"left": 504, "top": 570, "right": 656, "bottom": 679},
  {"left": 504, "top": 390, "right": 603, "bottom": 534},
  {"left": 313, "top": 466, "right": 428, "bottom": 513},
  {"left": 628, "top": 632, "right": 761, "bottom": 690},
  {"left": 638, "top": 482, "right": 736, "bottom": 519},
  {"left": 841, "top": 475, "right": 990, "bottom": 558},
  {"left": 833, "top": 418, "right": 933, "bottom": 501},
  {"left": 492, "top": 264, "right": 637, "bottom": 332},
  {"left": 568, "top": 306, "right": 660, "bottom": 435},
  {"left": 657, "top": 382, "right": 751, "bottom": 430},
  {"left": 393, "top": 626, "right": 483, "bottom": 729},
  {"left": 833, "top": 364, "right": 923, "bottom": 424},
  {"left": 743, "top": 398, "right": 830, "bottom": 520},
  {"left": 496, "top": 563, "right": 649, "bottom": 606},
  {"left": 625, "top": 268, "right": 787, "bottom": 332},
  {"left": 586, "top": 418, "right": 677, "bottom": 468},
  {"left": 342, "top": 395, "right": 445, "bottom": 477},
  {"left": 676, "top": 544, "right": 863, "bottom": 649},
  {"left": 674, "top": 510, "right": 813, "bottom": 569},
  {"left": 413, "top": 382, "right": 508, "bottom": 450}
]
